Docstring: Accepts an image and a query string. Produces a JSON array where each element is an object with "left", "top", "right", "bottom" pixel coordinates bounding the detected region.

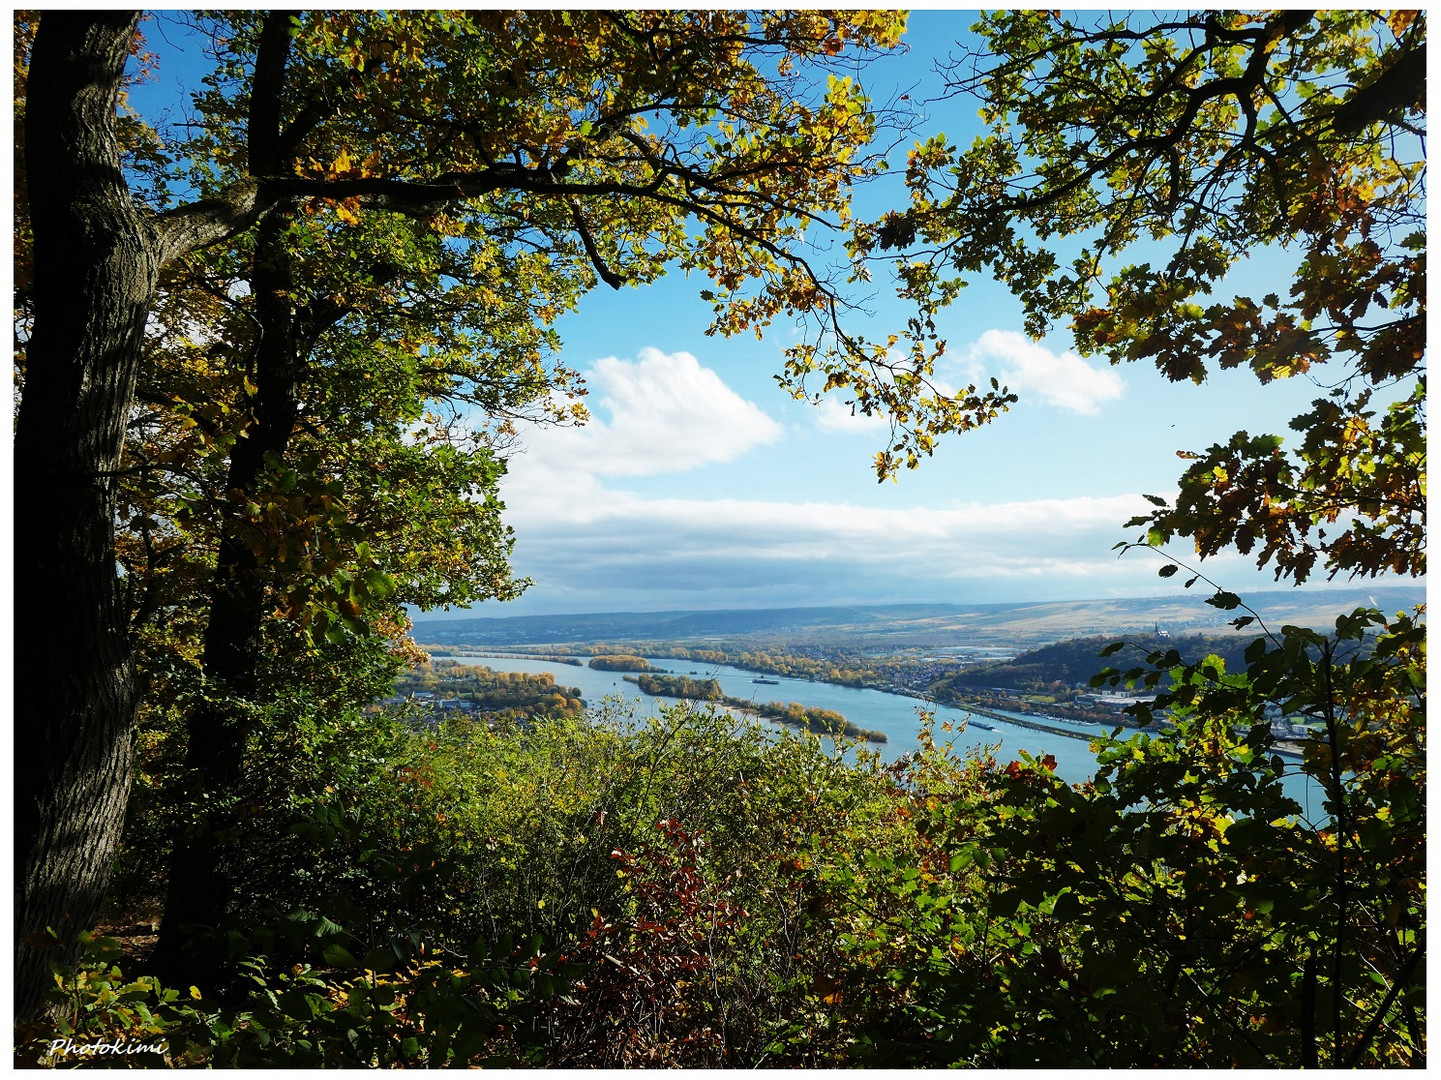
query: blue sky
[
  {"left": 122, "top": 11, "right": 1389, "bottom": 618},
  {"left": 466, "top": 10, "right": 1347, "bottom": 617}
]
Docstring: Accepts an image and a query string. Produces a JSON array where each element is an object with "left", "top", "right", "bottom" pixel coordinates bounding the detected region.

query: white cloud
[
  {"left": 499, "top": 345, "right": 1159, "bottom": 608},
  {"left": 492, "top": 425, "right": 1293, "bottom": 611},
  {"left": 526, "top": 347, "right": 781, "bottom": 477},
  {"left": 503, "top": 484, "right": 1160, "bottom": 588},
  {"left": 969, "top": 329, "right": 1125, "bottom": 414},
  {"left": 812, "top": 396, "right": 891, "bottom": 434},
  {"left": 487, "top": 343, "right": 1197, "bottom": 612}
]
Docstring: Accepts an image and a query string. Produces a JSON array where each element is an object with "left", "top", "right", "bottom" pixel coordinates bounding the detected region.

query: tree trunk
[
  {"left": 150, "top": 15, "right": 303, "bottom": 985},
  {"left": 151, "top": 210, "right": 303, "bottom": 984},
  {"left": 14, "top": 11, "right": 156, "bottom": 1020}
]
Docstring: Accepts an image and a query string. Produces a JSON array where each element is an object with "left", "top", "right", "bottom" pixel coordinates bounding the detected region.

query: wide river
[{"left": 439, "top": 653, "right": 1324, "bottom": 818}]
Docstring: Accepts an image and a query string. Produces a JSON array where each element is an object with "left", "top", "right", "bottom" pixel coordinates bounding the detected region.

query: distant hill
[
  {"left": 410, "top": 586, "right": 1425, "bottom": 650},
  {"left": 412, "top": 603, "right": 1000, "bottom": 646},
  {"left": 931, "top": 633, "right": 1256, "bottom": 695}
]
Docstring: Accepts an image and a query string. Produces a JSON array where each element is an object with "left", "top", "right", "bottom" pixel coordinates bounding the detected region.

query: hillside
[
  {"left": 930, "top": 633, "right": 1258, "bottom": 695},
  {"left": 410, "top": 586, "right": 1425, "bottom": 650}
]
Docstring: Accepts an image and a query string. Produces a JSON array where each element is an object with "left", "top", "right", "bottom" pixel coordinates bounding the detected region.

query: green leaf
[
  {"left": 277, "top": 988, "right": 322, "bottom": 1021},
  {"left": 1050, "top": 889, "right": 1085, "bottom": 922},
  {"left": 322, "top": 943, "right": 359, "bottom": 968}
]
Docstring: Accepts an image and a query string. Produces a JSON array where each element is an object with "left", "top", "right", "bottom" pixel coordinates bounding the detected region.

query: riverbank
[
  {"left": 944, "top": 697, "right": 1304, "bottom": 759},
  {"left": 623, "top": 673, "right": 888, "bottom": 744},
  {"left": 428, "top": 648, "right": 584, "bottom": 666},
  {"left": 951, "top": 701, "right": 1110, "bottom": 743}
]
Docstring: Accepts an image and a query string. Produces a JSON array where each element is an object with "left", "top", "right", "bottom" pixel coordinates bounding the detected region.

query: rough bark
[
  {"left": 13, "top": 8, "right": 282, "bottom": 1018},
  {"left": 14, "top": 11, "right": 155, "bottom": 1021}
]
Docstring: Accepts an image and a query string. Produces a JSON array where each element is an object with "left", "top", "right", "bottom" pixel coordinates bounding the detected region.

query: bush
[
  {"left": 16, "top": 929, "right": 567, "bottom": 1067},
  {"left": 97, "top": 656, "right": 1421, "bottom": 1068},
  {"left": 88, "top": 701, "right": 933, "bottom": 1066}
]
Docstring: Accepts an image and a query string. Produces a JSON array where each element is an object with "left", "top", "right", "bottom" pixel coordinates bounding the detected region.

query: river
[{"left": 435, "top": 653, "right": 1323, "bottom": 817}]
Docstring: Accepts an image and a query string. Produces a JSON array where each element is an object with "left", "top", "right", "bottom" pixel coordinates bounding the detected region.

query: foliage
[
  {"left": 629, "top": 673, "right": 887, "bottom": 743},
  {"left": 832, "top": 608, "right": 1425, "bottom": 1068},
  {"left": 50, "top": 645, "right": 1431, "bottom": 1069},
  {"left": 13, "top": 7, "right": 939, "bottom": 1000},
  {"left": 18, "top": 10, "right": 1426, "bottom": 1068},
  {"left": 633, "top": 672, "right": 725, "bottom": 701},
  {"left": 933, "top": 632, "right": 1255, "bottom": 694},
  {"left": 588, "top": 655, "right": 653, "bottom": 672},
  {"left": 582, "top": 640, "right": 897, "bottom": 687},
  {"left": 391, "top": 662, "right": 584, "bottom": 721},
  {"left": 542, "top": 813, "right": 817, "bottom": 1067},
  {"left": 753, "top": 701, "right": 885, "bottom": 743},
  {"left": 72, "top": 703, "right": 928, "bottom": 1066},
  {"left": 66, "top": 12, "right": 936, "bottom": 622},
  {"left": 15, "top": 933, "right": 175, "bottom": 1068},
  {"left": 855, "top": 11, "right": 1424, "bottom": 576},
  {"left": 17, "top": 928, "right": 564, "bottom": 1067},
  {"left": 829, "top": 21, "right": 1428, "bottom": 1060},
  {"left": 114, "top": 649, "right": 415, "bottom": 927},
  {"left": 18, "top": 7, "right": 930, "bottom": 980}
]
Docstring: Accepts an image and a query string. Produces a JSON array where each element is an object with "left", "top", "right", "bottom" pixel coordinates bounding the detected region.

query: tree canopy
[
  {"left": 832, "top": 13, "right": 1426, "bottom": 1065},
  {"left": 14, "top": 6, "right": 927, "bottom": 1013},
  {"left": 853, "top": 10, "right": 1424, "bottom": 581}
]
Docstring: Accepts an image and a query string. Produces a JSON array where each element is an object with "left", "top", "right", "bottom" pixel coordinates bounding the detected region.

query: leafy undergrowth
[{"left": 19, "top": 618, "right": 1427, "bottom": 1068}]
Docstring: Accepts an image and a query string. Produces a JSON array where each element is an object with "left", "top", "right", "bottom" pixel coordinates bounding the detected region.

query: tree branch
[
  {"left": 152, "top": 178, "right": 266, "bottom": 265},
  {"left": 568, "top": 200, "right": 624, "bottom": 289},
  {"left": 247, "top": 11, "right": 294, "bottom": 173},
  {"left": 1331, "top": 37, "right": 1426, "bottom": 135}
]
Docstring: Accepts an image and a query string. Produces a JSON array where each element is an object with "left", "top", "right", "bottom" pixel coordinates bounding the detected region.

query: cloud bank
[{"left": 485, "top": 342, "right": 1180, "bottom": 613}]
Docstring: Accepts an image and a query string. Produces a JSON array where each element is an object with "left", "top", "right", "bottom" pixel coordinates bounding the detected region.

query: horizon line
[{"left": 406, "top": 581, "right": 1427, "bottom": 624}]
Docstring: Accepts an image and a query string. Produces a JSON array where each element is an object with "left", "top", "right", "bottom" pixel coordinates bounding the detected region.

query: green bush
[
  {"left": 17, "top": 928, "right": 567, "bottom": 1067},
  {"left": 43, "top": 703, "right": 934, "bottom": 1067}
]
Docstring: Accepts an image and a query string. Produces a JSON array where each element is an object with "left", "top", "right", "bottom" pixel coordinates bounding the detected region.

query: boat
[
  {"left": 969, "top": 721, "right": 996, "bottom": 731},
  {"left": 752, "top": 677, "right": 781, "bottom": 685}
]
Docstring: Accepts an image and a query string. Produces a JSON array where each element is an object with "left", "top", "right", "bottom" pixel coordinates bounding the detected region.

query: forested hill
[{"left": 932, "top": 633, "right": 1259, "bottom": 694}]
